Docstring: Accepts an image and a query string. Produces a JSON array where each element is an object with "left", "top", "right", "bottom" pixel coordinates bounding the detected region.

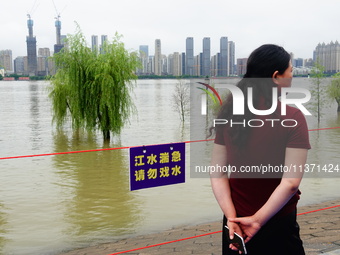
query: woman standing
[{"left": 210, "top": 44, "right": 310, "bottom": 255}]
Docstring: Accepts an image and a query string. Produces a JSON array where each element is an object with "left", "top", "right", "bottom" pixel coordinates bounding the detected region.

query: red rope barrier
[
  {"left": 0, "top": 140, "right": 215, "bottom": 160},
  {"left": 108, "top": 204, "right": 340, "bottom": 255},
  {"left": 110, "top": 231, "right": 223, "bottom": 255},
  {"left": 0, "top": 146, "right": 131, "bottom": 160},
  {"left": 308, "top": 126, "right": 340, "bottom": 132},
  {"left": 296, "top": 204, "right": 340, "bottom": 216},
  {"left": 0, "top": 127, "right": 339, "bottom": 161}
]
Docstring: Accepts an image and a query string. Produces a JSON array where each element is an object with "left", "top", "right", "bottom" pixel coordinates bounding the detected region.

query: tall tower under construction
[
  {"left": 26, "top": 15, "right": 37, "bottom": 76},
  {"left": 54, "top": 16, "right": 64, "bottom": 54}
]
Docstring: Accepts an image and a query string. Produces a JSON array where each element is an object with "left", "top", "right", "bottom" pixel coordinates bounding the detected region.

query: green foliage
[
  {"left": 30, "top": 76, "right": 47, "bottom": 80},
  {"left": 309, "top": 61, "right": 328, "bottom": 123},
  {"left": 49, "top": 26, "right": 140, "bottom": 140},
  {"left": 327, "top": 72, "right": 340, "bottom": 112},
  {"left": 8, "top": 73, "right": 20, "bottom": 79},
  {"left": 0, "top": 74, "right": 3, "bottom": 80}
]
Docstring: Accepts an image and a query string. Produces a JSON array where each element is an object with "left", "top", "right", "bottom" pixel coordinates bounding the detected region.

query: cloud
[{"left": 1, "top": 0, "right": 339, "bottom": 60}]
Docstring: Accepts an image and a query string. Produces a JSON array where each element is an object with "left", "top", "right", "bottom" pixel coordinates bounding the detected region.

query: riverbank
[{"left": 58, "top": 199, "right": 340, "bottom": 255}]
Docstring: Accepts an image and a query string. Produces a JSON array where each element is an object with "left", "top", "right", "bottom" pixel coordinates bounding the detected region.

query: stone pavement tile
[
  {"left": 138, "top": 241, "right": 215, "bottom": 254},
  {"left": 301, "top": 234, "right": 316, "bottom": 242},
  {"left": 311, "top": 228, "right": 340, "bottom": 238},
  {"left": 193, "top": 237, "right": 219, "bottom": 244},
  {"left": 297, "top": 200, "right": 340, "bottom": 255},
  {"left": 175, "top": 243, "right": 219, "bottom": 254},
  {"left": 138, "top": 247, "right": 175, "bottom": 255},
  {"left": 300, "top": 223, "right": 335, "bottom": 235},
  {"left": 304, "top": 243, "right": 338, "bottom": 255},
  {"left": 322, "top": 248, "right": 340, "bottom": 255},
  {"left": 324, "top": 221, "right": 340, "bottom": 230},
  {"left": 304, "top": 247, "right": 320, "bottom": 255},
  {"left": 58, "top": 199, "right": 340, "bottom": 255},
  {"left": 305, "top": 216, "right": 340, "bottom": 224}
]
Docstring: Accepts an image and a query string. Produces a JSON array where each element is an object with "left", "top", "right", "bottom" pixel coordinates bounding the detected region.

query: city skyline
[
  {"left": 136, "top": 37, "right": 237, "bottom": 76},
  {"left": 1, "top": 0, "right": 340, "bottom": 61},
  {"left": 2, "top": 35, "right": 339, "bottom": 76}
]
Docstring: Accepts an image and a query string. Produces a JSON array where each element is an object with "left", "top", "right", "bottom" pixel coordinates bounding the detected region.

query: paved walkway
[{"left": 59, "top": 199, "right": 340, "bottom": 255}]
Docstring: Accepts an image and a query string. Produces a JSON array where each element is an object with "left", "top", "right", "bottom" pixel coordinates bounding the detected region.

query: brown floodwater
[{"left": 0, "top": 78, "right": 339, "bottom": 254}]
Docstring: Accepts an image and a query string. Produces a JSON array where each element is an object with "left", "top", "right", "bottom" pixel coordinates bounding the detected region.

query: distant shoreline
[{"left": 1, "top": 74, "right": 316, "bottom": 81}]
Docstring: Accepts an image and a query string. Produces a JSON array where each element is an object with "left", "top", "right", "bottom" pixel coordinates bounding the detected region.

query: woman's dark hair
[{"left": 214, "top": 44, "right": 291, "bottom": 149}]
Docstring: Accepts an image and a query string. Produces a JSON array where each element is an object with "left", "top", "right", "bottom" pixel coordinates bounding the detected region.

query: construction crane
[
  {"left": 26, "top": 0, "right": 39, "bottom": 37},
  {"left": 52, "top": 0, "right": 62, "bottom": 45}
]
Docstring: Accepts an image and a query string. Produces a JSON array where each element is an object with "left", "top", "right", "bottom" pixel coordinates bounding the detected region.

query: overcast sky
[{"left": 1, "top": 0, "right": 339, "bottom": 60}]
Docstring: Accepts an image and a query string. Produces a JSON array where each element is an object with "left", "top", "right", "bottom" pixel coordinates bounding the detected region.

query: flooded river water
[{"left": 0, "top": 78, "right": 339, "bottom": 254}]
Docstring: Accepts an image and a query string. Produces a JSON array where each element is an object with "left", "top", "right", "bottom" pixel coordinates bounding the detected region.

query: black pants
[{"left": 222, "top": 210, "right": 305, "bottom": 255}]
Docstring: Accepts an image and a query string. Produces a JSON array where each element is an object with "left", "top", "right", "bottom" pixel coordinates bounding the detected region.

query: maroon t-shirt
[{"left": 214, "top": 102, "right": 311, "bottom": 218}]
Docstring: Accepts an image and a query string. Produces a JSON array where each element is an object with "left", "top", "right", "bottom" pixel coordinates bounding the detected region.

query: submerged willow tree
[
  {"left": 49, "top": 27, "right": 140, "bottom": 141},
  {"left": 310, "top": 61, "right": 327, "bottom": 124},
  {"left": 172, "top": 80, "right": 190, "bottom": 122},
  {"left": 327, "top": 73, "right": 340, "bottom": 112}
]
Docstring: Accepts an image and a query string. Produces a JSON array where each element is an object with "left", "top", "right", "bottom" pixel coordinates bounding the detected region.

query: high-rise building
[
  {"left": 194, "top": 54, "right": 201, "bottom": 76},
  {"left": 0, "top": 50, "right": 13, "bottom": 72},
  {"left": 148, "top": 56, "right": 154, "bottom": 74},
  {"left": 202, "top": 37, "right": 210, "bottom": 76},
  {"left": 91, "top": 35, "right": 99, "bottom": 53},
  {"left": 181, "top": 52, "right": 186, "bottom": 75},
  {"left": 211, "top": 54, "right": 219, "bottom": 77},
  {"left": 293, "top": 58, "right": 304, "bottom": 68},
  {"left": 304, "top": 58, "right": 314, "bottom": 67},
  {"left": 313, "top": 41, "right": 340, "bottom": 73},
  {"left": 139, "top": 45, "right": 149, "bottom": 74},
  {"left": 139, "top": 45, "right": 149, "bottom": 57},
  {"left": 167, "top": 54, "right": 173, "bottom": 75},
  {"left": 219, "top": 37, "right": 228, "bottom": 76},
  {"left": 185, "top": 37, "right": 194, "bottom": 75},
  {"left": 154, "top": 39, "right": 162, "bottom": 75},
  {"left": 37, "top": 48, "right": 51, "bottom": 76},
  {"left": 161, "top": 54, "right": 167, "bottom": 75},
  {"left": 100, "top": 35, "right": 108, "bottom": 54},
  {"left": 228, "top": 41, "right": 236, "bottom": 75},
  {"left": 172, "top": 52, "right": 182, "bottom": 76},
  {"left": 237, "top": 58, "right": 248, "bottom": 76},
  {"left": 14, "top": 56, "right": 25, "bottom": 75},
  {"left": 101, "top": 35, "right": 108, "bottom": 43},
  {"left": 26, "top": 15, "right": 37, "bottom": 76}
]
